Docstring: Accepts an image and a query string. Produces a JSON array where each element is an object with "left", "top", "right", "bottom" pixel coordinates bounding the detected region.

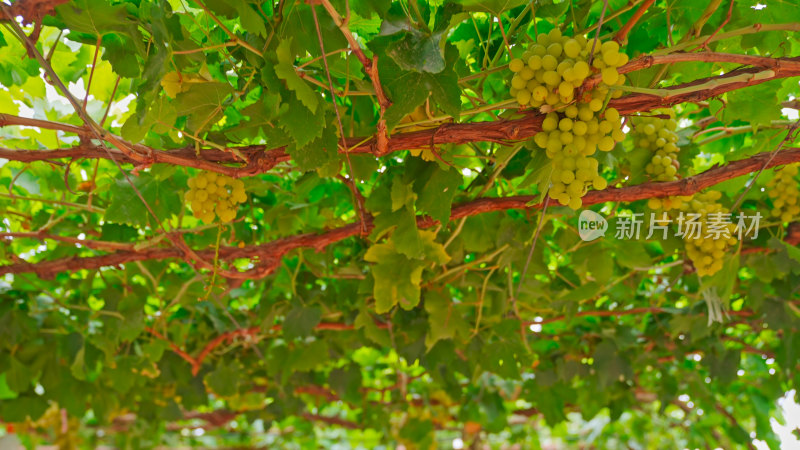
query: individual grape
[
  {"left": 541, "top": 54, "right": 558, "bottom": 70},
  {"left": 564, "top": 39, "right": 581, "bottom": 58},
  {"left": 547, "top": 42, "right": 563, "bottom": 57},
  {"left": 528, "top": 55, "right": 543, "bottom": 70},
  {"left": 542, "top": 70, "right": 560, "bottom": 85},
  {"left": 520, "top": 67, "right": 534, "bottom": 80},
  {"left": 592, "top": 176, "right": 608, "bottom": 190},
  {"left": 511, "top": 76, "right": 527, "bottom": 90},
  {"left": 598, "top": 136, "right": 615, "bottom": 152},
  {"left": 601, "top": 67, "right": 619, "bottom": 85},
  {"left": 517, "top": 90, "right": 532, "bottom": 105}
]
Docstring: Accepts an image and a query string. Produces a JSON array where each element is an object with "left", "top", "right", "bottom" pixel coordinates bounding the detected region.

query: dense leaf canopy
[{"left": 1, "top": 0, "right": 800, "bottom": 447}]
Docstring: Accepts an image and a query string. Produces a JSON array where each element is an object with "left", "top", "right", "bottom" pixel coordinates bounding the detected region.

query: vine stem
[
  {"left": 654, "top": 23, "right": 800, "bottom": 55},
  {"left": 516, "top": 195, "right": 551, "bottom": 297},
  {"left": 5, "top": 148, "right": 800, "bottom": 277},
  {"left": 588, "top": 0, "right": 609, "bottom": 67},
  {"left": 318, "top": 0, "right": 392, "bottom": 154},
  {"left": 691, "top": 0, "right": 734, "bottom": 51},
  {"left": 202, "top": 224, "right": 224, "bottom": 301},
  {"left": 190, "top": 0, "right": 261, "bottom": 56},
  {"left": 2, "top": 52, "right": 797, "bottom": 179},
  {"left": 613, "top": 0, "right": 655, "bottom": 44},
  {"left": 310, "top": 2, "right": 367, "bottom": 234}
]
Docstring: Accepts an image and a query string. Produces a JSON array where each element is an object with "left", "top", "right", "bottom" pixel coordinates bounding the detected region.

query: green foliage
[{"left": 0, "top": 0, "right": 799, "bottom": 448}]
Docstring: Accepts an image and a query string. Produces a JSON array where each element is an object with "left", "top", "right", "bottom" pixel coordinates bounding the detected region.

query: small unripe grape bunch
[
  {"left": 676, "top": 190, "right": 737, "bottom": 277},
  {"left": 766, "top": 163, "right": 800, "bottom": 223},
  {"left": 185, "top": 172, "right": 247, "bottom": 223},
  {"left": 507, "top": 28, "right": 629, "bottom": 109},
  {"left": 533, "top": 105, "right": 624, "bottom": 209},
  {"left": 632, "top": 111, "right": 681, "bottom": 182}
]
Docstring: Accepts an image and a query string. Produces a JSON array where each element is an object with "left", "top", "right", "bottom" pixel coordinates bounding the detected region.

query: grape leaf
[
  {"left": 283, "top": 305, "right": 322, "bottom": 339},
  {"left": 104, "top": 173, "right": 181, "bottom": 228},
  {"left": 276, "top": 38, "right": 319, "bottom": 113}
]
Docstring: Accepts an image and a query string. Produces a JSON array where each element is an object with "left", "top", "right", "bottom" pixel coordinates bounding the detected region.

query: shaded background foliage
[{"left": 0, "top": 0, "right": 799, "bottom": 448}]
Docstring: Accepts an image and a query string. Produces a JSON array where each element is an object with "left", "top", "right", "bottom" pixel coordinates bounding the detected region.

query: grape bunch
[
  {"left": 766, "top": 163, "right": 800, "bottom": 223},
  {"left": 632, "top": 111, "right": 681, "bottom": 181},
  {"left": 510, "top": 29, "right": 630, "bottom": 209},
  {"left": 508, "top": 28, "right": 629, "bottom": 108},
  {"left": 186, "top": 172, "right": 247, "bottom": 223},
  {"left": 534, "top": 105, "right": 623, "bottom": 208},
  {"left": 648, "top": 190, "right": 736, "bottom": 276},
  {"left": 680, "top": 191, "right": 738, "bottom": 277},
  {"left": 652, "top": 190, "right": 735, "bottom": 277},
  {"left": 16, "top": 403, "right": 80, "bottom": 449}
]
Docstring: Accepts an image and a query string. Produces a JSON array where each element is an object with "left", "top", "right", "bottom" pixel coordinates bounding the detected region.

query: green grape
[
  {"left": 542, "top": 70, "right": 560, "bottom": 85},
  {"left": 509, "top": 58, "right": 525, "bottom": 72},
  {"left": 558, "top": 81, "right": 573, "bottom": 97},
  {"left": 541, "top": 54, "right": 558, "bottom": 70},
  {"left": 547, "top": 42, "right": 563, "bottom": 57},
  {"left": 598, "top": 136, "right": 615, "bottom": 152},
  {"left": 194, "top": 175, "right": 208, "bottom": 188},
  {"left": 511, "top": 76, "right": 527, "bottom": 90},
  {"left": 648, "top": 197, "right": 662, "bottom": 210},
  {"left": 520, "top": 67, "right": 534, "bottom": 80},
  {"left": 565, "top": 105, "right": 578, "bottom": 118},
  {"left": 564, "top": 39, "right": 581, "bottom": 58},
  {"left": 592, "top": 176, "right": 607, "bottom": 190},
  {"left": 517, "top": 90, "right": 532, "bottom": 105},
  {"left": 556, "top": 60, "right": 572, "bottom": 75},
  {"left": 604, "top": 108, "right": 620, "bottom": 122},
  {"left": 601, "top": 67, "right": 619, "bottom": 85},
  {"left": 542, "top": 113, "right": 558, "bottom": 131},
  {"left": 601, "top": 40, "right": 620, "bottom": 54},
  {"left": 528, "top": 55, "right": 543, "bottom": 70}
]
